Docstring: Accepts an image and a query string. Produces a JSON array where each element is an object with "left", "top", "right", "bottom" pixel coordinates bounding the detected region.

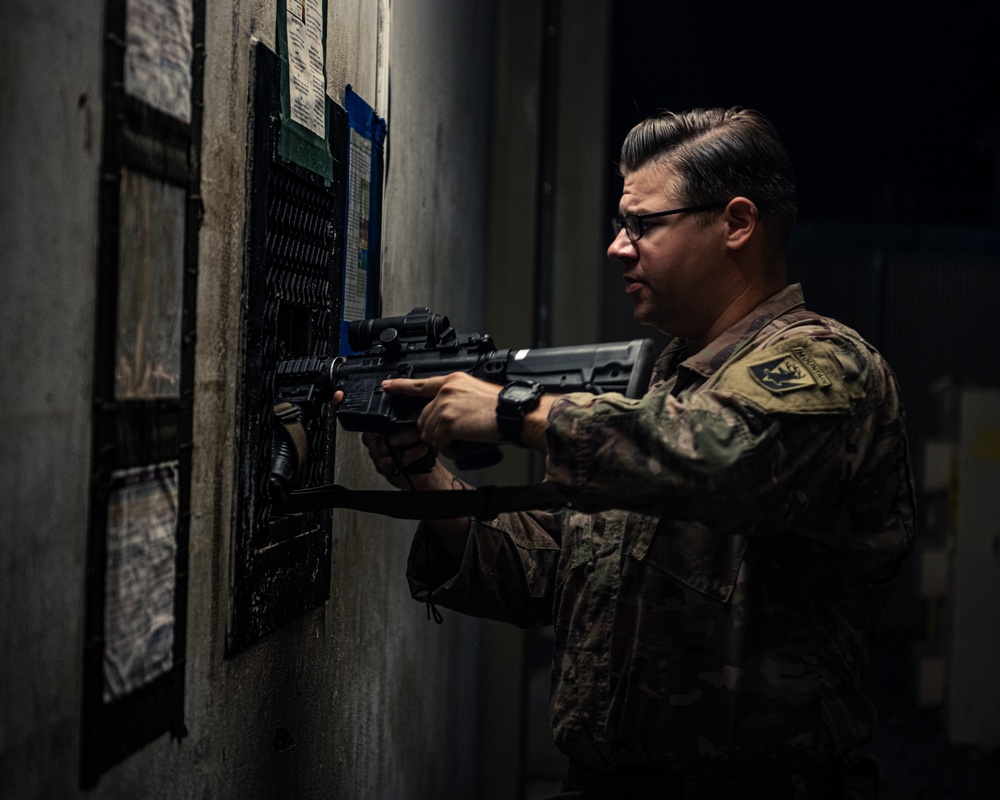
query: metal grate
[{"left": 228, "top": 41, "right": 348, "bottom": 654}]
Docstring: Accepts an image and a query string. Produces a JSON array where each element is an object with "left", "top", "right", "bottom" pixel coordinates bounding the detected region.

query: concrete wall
[
  {"left": 0, "top": 0, "right": 104, "bottom": 793},
  {"left": 1, "top": 1, "right": 496, "bottom": 797}
]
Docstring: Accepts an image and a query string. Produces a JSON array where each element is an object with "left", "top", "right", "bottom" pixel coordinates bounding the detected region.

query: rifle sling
[
  {"left": 273, "top": 481, "right": 568, "bottom": 520},
  {"left": 273, "top": 401, "right": 309, "bottom": 480}
]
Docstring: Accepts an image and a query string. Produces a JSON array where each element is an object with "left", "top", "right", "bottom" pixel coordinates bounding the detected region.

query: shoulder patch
[
  {"left": 716, "top": 338, "right": 864, "bottom": 415},
  {"left": 748, "top": 347, "right": 832, "bottom": 394}
]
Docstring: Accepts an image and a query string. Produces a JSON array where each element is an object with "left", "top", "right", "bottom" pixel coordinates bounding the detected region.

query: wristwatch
[{"left": 496, "top": 379, "right": 544, "bottom": 446}]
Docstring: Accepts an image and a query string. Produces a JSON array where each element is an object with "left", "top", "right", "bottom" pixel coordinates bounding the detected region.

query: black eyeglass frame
[{"left": 611, "top": 201, "right": 729, "bottom": 242}]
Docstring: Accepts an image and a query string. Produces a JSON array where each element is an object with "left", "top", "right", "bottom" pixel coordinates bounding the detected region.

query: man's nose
[{"left": 607, "top": 227, "right": 636, "bottom": 261}]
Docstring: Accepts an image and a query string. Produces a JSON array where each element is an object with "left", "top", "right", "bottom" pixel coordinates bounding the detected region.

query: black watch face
[{"left": 504, "top": 385, "right": 537, "bottom": 403}]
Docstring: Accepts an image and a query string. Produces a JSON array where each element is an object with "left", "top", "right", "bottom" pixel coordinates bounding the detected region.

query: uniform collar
[{"left": 653, "top": 283, "right": 807, "bottom": 390}]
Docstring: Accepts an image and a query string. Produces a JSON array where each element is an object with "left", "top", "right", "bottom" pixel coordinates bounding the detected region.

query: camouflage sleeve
[
  {"left": 544, "top": 333, "right": 889, "bottom": 535},
  {"left": 406, "top": 509, "right": 563, "bottom": 627}
]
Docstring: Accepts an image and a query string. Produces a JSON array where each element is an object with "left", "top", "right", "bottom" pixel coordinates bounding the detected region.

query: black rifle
[{"left": 269, "top": 307, "right": 656, "bottom": 506}]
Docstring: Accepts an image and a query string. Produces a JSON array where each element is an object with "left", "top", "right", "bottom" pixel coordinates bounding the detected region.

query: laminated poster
[
  {"left": 115, "top": 169, "right": 185, "bottom": 401},
  {"left": 103, "top": 462, "right": 178, "bottom": 702},
  {"left": 124, "top": 0, "right": 194, "bottom": 122},
  {"left": 340, "top": 87, "right": 386, "bottom": 352},
  {"left": 344, "top": 127, "right": 372, "bottom": 322}
]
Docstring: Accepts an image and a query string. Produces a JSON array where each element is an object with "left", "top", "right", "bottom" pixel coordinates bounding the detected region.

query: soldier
[{"left": 358, "top": 107, "right": 914, "bottom": 799}]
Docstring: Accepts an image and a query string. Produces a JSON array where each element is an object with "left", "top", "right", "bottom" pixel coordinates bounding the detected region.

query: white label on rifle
[{"left": 514, "top": 349, "right": 530, "bottom": 361}]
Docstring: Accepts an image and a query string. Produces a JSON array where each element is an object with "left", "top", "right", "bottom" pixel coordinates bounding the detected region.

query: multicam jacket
[{"left": 407, "top": 283, "right": 915, "bottom": 776}]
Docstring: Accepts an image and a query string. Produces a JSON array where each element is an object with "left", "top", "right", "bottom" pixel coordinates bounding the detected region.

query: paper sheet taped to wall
[
  {"left": 277, "top": 0, "right": 332, "bottom": 182},
  {"left": 285, "top": 0, "right": 326, "bottom": 138},
  {"left": 103, "top": 462, "right": 178, "bottom": 702}
]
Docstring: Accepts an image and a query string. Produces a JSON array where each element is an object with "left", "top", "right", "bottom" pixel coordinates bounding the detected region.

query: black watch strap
[{"left": 496, "top": 379, "right": 544, "bottom": 446}]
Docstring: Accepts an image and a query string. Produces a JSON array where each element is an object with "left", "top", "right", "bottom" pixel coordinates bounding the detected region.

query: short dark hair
[{"left": 619, "top": 107, "right": 798, "bottom": 250}]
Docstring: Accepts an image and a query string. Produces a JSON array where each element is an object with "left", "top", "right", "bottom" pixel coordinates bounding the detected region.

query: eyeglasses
[{"left": 611, "top": 201, "right": 728, "bottom": 243}]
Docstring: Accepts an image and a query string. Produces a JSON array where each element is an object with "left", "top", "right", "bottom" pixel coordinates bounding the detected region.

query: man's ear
[{"left": 723, "top": 197, "right": 759, "bottom": 251}]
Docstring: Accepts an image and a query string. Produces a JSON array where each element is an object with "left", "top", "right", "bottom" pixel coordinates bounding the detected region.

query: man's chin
[
  {"left": 630, "top": 302, "right": 656, "bottom": 327},
  {"left": 630, "top": 304, "right": 672, "bottom": 336}
]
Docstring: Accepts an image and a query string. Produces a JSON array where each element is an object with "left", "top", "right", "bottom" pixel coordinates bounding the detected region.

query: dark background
[{"left": 607, "top": 2, "right": 999, "bottom": 226}]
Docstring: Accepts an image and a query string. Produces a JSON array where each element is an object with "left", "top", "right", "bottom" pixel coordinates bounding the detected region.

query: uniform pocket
[{"left": 629, "top": 515, "right": 748, "bottom": 603}]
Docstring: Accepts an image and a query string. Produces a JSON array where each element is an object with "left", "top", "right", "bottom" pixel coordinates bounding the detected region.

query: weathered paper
[{"left": 124, "top": 0, "right": 194, "bottom": 122}]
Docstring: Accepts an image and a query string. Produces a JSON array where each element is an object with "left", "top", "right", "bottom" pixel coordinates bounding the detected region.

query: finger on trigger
[{"left": 382, "top": 375, "right": 446, "bottom": 397}]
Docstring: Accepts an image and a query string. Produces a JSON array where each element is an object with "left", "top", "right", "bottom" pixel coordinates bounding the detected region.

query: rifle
[{"left": 269, "top": 307, "right": 656, "bottom": 515}]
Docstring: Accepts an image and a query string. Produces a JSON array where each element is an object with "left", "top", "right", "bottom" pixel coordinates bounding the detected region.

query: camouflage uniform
[{"left": 407, "top": 283, "right": 914, "bottom": 777}]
